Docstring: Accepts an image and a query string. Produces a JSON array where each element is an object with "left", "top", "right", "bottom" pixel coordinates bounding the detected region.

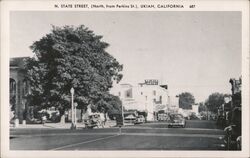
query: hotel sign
[{"left": 144, "top": 79, "right": 159, "bottom": 85}]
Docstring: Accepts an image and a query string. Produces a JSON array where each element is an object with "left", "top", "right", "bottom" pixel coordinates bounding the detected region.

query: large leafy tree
[
  {"left": 205, "top": 93, "right": 229, "bottom": 113},
  {"left": 178, "top": 92, "right": 195, "bottom": 109},
  {"left": 198, "top": 102, "right": 206, "bottom": 113},
  {"left": 25, "top": 25, "right": 123, "bottom": 116}
]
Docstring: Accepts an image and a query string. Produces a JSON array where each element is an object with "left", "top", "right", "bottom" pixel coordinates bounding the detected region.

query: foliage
[
  {"left": 92, "top": 93, "right": 122, "bottom": 114},
  {"left": 198, "top": 102, "right": 206, "bottom": 113},
  {"left": 205, "top": 92, "right": 228, "bottom": 113},
  {"left": 25, "top": 25, "right": 123, "bottom": 114},
  {"left": 178, "top": 92, "right": 195, "bottom": 109}
]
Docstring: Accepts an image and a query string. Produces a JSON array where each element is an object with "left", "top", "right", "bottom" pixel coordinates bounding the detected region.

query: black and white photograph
[{"left": 1, "top": 1, "right": 249, "bottom": 158}]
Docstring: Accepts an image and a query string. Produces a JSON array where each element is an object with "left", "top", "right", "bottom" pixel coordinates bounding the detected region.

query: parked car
[
  {"left": 223, "top": 107, "right": 241, "bottom": 150},
  {"left": 158, "top": 113, "right": 169, "bottom": 121},
  {"left": 189, "top": 112, "right": 200, "bottom": 120},
  {"left": 135, "top": 115, "right": 145, "bottom": 124},
  {"left": 84, "top": 114, "right": 101, "bottom": 129},
  {"left": 124, "top": 114, "right": 137, "bottom": 124},
  {"left": 168, "top": 114, "right": 186, "bottom": 128}
]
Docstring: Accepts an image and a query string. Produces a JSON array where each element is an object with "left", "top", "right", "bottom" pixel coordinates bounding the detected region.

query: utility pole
[{"left": 70, "top": 87, "right": 76, "bottom": 130}]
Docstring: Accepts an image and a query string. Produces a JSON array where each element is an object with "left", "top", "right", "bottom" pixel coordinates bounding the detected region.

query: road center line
[
  {"left": 10, "top": 132, "right": 118, "bottom": 138},
  {"left": 126, "top": 126, "right": 223, "bottom": 131},
  {"left": 49, "top": 134, "right": 120, "bottom": 150},
  {"left": 123, "top": 133, "right": 224, "bottom": 138}
]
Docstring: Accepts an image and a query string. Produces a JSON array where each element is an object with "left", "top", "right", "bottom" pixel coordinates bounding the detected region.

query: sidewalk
[{"left": 10, "top": 120, "right": 117, "bottom": 129}]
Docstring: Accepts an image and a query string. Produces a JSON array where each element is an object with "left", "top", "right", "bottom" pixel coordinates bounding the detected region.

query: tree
[
  {"left": 25, "top": 25, "right": 123, "bottom": 118},
  {"left": 178, "top": 92, "right": 195, "bottom": 109},
  {"left": 205, "top": 92, "right": 227, "bottom": 113},
  {"left": 105, "top": 95, "right": 122, "bottom": 115},
  {"left": 198, "top": 102, "right": 206, "bottom": 113}
]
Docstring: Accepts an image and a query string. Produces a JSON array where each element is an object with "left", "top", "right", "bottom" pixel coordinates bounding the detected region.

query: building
[
  {"left": 10, "top": 57, "right": 30, "bottom": 125},
  {"left": 178, "top": 104, "right": 199, "bottom": 117},
  {"left": 9, "top": 57, "right": 173, "bottom": 123},
  {"left": 110, "top": 79, "right": 169, "bottom": 121},
  {"left": 191, "top": 104, "right": 199, "bottom": 115}
]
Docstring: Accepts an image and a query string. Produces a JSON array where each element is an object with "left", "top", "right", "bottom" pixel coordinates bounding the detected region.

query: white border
[{"left": 1, "top": 0, "right": 249, "bottom": 158}]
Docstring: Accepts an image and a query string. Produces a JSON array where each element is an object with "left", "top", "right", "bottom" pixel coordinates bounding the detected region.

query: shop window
[
  {"left": 159, "top": 96, "right": 162, "bottom": 104},
  {"left": 153, "top": 90, "right": 156, "bottom": 96}
]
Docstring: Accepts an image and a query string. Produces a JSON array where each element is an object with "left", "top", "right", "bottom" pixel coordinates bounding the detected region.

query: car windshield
[{"left": 172, "top": 115, "right": 183, "bottom": 119}]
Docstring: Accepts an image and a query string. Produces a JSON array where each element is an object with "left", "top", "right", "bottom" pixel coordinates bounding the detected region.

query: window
[
  {"left": 141, "top": 92, "right": 143, "bottom": 95},
  {"left": 118, "top": 92, "right": 121, "bottom": 96},
  {"left": 22, "top": 80, "right": 29, "bottom": 96},
  {"left": 153, "top": 90, "right": 156, "bottom": 96},
  {"left": 10, "top": 79, "right": 16, "bottom": 93},
  {"left": 125, "top": 88, "right": 132, "bottom": 98},
  {"left": 159, "top": 96, "right": 162, "bottom": 104}
]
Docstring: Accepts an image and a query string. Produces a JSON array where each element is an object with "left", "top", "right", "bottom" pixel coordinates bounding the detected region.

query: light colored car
[
  {"left": 124, "top": 114, "right": 137, "bottom": 124},
  {"left": 168, "top": 114, "right": 186, "bottom": 128},
  {"left": 135, "top": 115, "right": 145, "bottom": 124}
]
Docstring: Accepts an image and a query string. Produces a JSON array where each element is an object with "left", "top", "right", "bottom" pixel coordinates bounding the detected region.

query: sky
[{"left": 10, "top": 11, "right": 242, "bottom": 102}]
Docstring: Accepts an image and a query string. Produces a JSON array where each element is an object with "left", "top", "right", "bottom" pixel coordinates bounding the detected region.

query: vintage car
[
  {"left": 124, "top": 114, "right": 137, "bottom": 124},
  {"left": 135, "top": 115, "right": 146, "bottom": 124},
  {"left": 84, "top": 114, "right": 102, "bottom": 129},
  {"left": 168, "top": 114, "right": 186, "bottom": 128}
]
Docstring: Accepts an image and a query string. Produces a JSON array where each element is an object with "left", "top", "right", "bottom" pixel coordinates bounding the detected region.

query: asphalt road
[{"left": 10, "top": 120, "right": 226, "bottom": 150}]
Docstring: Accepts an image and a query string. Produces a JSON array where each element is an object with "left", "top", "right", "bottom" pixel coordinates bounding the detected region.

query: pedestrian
[
  {"left": 41, "top": 113, "right": 47, "bottom": 125},
  {"left": 99, "top": 113, "right": 105, "bottom": 128}
]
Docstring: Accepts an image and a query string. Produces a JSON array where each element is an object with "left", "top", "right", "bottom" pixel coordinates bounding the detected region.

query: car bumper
[{"left": 168, "top": 122, "right": 185, "bottom": 126}]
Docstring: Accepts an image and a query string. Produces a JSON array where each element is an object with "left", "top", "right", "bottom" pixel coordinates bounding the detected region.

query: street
[{"left": 10, "top": 120, "right": 225, "bottom": 150}]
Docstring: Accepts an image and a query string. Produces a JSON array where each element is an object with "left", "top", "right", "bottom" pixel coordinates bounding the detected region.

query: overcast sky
[{"left": 10, "top": 11, "right": 241, "bottom": 102}]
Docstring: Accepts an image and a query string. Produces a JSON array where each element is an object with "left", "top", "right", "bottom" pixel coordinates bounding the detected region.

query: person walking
[
  {"left": 41, "top": 113, "right": 47, "bottom": 125},
  {"left": 99, "top": 113, "right": 105, "bottom": 128}
]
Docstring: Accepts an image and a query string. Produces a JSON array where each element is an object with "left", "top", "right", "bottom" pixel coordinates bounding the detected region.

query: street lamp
[
  {"left": 119, "top": 101, "right": 124, "bottom": 135},
  {"left": 205, "top": 103, "right": 209, "bottom": 120},
  {"left": 74, "top": 102, "right": 78, "bottom": 128},
  {"left": 70, "top": 87, "right": 76, "bottom": 130},
  {"left": 121, "top": 103, "right": 124, "bottom": 126}
]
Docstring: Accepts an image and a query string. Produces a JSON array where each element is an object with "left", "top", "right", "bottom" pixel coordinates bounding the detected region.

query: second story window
[{"left": 125, "top": 88, "right": 132, "bottom": 98}]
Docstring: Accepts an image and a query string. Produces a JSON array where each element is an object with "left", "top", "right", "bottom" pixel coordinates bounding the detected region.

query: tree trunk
[
  {"left": 59, "top": 109, "right": 65, "bottom": 124},
  {"left": 80, "top": 109, "right": 83, "bottom": 122},
  {"left": 60, "top": 114, "right": 65, "bottom": 124}
]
